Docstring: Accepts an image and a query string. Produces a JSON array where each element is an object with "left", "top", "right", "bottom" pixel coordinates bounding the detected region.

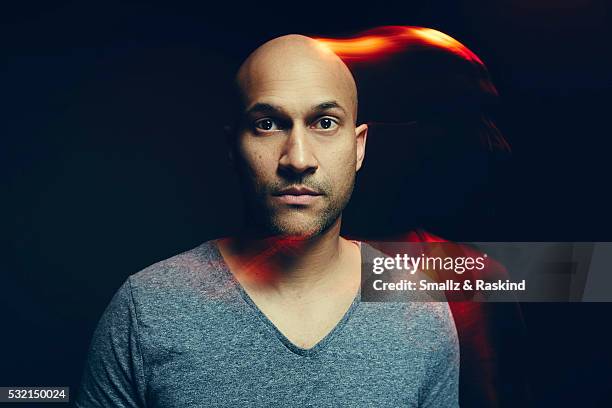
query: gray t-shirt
[{"left": 76, "top": 240, "right": 459, "bottom": 407}]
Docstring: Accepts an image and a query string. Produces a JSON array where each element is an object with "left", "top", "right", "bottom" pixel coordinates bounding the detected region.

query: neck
[{"left": 218, "top": 217, "right": 356, "bottom": 296}]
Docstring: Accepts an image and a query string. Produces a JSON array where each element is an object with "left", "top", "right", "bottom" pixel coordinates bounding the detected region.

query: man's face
[{"left": 232, "top": 45, "right": 367, "bottom": 238}]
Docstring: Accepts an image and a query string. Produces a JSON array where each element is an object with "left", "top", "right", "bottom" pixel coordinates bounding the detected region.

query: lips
[
  {"left": 273, "top": 186, "right": 322, "bottom": 205},
  {"left": 275, "top": 186, "right": 322, "bottom": 196}
]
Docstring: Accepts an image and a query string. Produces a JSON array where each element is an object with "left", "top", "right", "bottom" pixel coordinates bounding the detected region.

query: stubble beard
[{"left": 242, "top": 175, "right": 355, "bottom": 240}]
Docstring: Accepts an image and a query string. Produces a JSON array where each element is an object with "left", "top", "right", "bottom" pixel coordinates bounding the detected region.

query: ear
[
  {"left": 223, "top": 125, "right": 235, "bottom": 164},
  {"left": 355, "top": 123, "right": 368, "bottom": 172}
]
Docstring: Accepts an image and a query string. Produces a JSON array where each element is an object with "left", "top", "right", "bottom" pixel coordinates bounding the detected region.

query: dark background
[{"left": 2, "top": 1, "right": 612, "bottom": 406}]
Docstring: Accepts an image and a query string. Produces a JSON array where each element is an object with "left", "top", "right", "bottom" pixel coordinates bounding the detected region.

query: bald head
[
  {"left": 226, "top": 35, "right": 368, "bottom": 238},
  {"left": 233, "top": 34, "right": 358, "bottom": 123}
]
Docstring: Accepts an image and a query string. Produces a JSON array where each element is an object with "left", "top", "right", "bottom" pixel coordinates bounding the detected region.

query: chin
[
  {"left": 265, "top": 213, "right": 312, "bottom": 235},
  {"left": 268, "top": 212, "right": 338, "bottom": 240},
  {"left": 270, "top": 224, "right": 320, "bottom": 240}
]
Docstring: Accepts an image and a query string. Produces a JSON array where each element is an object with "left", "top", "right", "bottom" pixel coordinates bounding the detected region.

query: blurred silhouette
[{"left": 316, "top": 26, "right": 529, "bottom": 407}]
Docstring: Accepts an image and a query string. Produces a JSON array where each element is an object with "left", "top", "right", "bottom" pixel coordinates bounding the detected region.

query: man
[{"left": 76, "top": 34, "right": 459, "bottom": 407}]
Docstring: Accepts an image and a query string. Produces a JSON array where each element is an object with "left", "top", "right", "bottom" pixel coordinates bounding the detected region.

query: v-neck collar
[{"left": 209, "top": 239, "right": 362, "bottom": 357}]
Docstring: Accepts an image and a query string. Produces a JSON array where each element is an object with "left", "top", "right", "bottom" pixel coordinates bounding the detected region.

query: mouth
[{"left": 272, "top": 186, "right": 322, "bottom": 205}]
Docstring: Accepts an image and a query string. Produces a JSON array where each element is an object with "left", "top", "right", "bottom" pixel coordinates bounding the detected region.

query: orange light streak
[{"left": 313, "top": 26, "right": 483, "bottom": 65}]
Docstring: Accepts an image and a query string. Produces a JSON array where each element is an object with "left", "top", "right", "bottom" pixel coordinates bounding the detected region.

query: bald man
[{"left": 76, "top": 35, "right": 459, "bottom": 407}]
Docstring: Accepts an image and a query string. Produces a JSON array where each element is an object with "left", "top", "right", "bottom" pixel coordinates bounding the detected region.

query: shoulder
[
  {"left": 127, "top": 239, "right": 234, "bottom": 305},
  {"left": 130, "top": 240, "right": 220, "bottom": 284},
  {"left": 406, "top": 302, "right": 458, "bottom": 346},
  {"left": 357, "top": 240, "right": 458, "bottom": 341}
]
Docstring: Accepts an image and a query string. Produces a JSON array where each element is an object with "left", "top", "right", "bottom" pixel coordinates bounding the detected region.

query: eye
[
  {"left": 312, "top": 117, "right": 338, "bottom": 131},
  {"left": 254, "top": 118, "right": 281, "bottom": 132}
]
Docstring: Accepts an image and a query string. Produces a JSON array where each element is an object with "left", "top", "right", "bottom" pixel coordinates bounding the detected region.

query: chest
[
  {"left": 137, "top": 293, "right": 427, "bottom": 407},
  {"left": 143, "top": 330, "right": 421, "bottom": 408},
  {"left": 249, "top": 290, "right": 358, "bottom": 349}
]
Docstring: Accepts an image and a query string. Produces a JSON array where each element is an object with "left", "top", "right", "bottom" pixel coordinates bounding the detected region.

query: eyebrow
[
  {"left": 244, "top": 100, "right": 347, "bottom": 117},
  {"left": 310, "top": 101, "right": 347, "bottom": 116},
  {"left": 245, "top": 103, "right": 285, "bottom": 116}
]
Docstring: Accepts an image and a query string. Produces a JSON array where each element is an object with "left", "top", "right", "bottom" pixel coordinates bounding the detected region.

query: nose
[{"left": 278, "top": 125, "right": 318, "bottom": 176}]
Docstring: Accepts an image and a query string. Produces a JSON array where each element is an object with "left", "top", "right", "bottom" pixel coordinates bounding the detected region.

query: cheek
[
  {"left": 238, "top": 139, "right": 277, "bottom": 182},
  {"left": 323, "top": 143, "right": 357, "bottom": 191}
]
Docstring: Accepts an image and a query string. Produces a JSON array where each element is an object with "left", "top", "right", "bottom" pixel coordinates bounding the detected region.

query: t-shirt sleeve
[
  {"left": 419, "top": 302, "right": 460, "bottom": 408},
  {"left": 75, "top": 278, "right": 147, "bottom": 407}
]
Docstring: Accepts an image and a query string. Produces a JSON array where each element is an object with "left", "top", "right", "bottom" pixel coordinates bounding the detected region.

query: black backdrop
[{"left": 2, "top": 1, "right": 612, "bottom": 406}]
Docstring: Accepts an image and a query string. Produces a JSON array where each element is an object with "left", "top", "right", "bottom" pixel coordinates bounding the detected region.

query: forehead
[{"left": 238, "top": 56, "right": 356, "bottom": 116}]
